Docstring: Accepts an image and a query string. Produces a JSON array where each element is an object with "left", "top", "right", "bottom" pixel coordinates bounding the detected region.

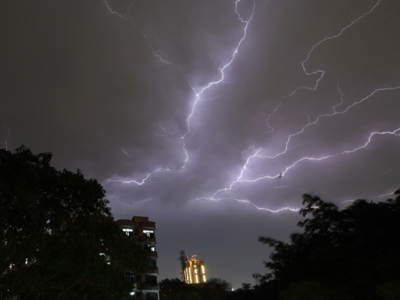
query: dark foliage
[
  {"left": 0, "top": 146, "right": 148, "bottom": 299},
  {"left": 259, "top": 192, "right": 400, "bottom": 300},
  {"left": 160, "top": 277, "right": 231, "bottom": 300}
]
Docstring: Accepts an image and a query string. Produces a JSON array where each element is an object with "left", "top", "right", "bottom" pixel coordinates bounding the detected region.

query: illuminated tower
[
  {"left": 180, "top": 252, "right": 207, "bottom": 284},
  {"left": 116, "top": 216, "right": 159, "bottom": 300}
]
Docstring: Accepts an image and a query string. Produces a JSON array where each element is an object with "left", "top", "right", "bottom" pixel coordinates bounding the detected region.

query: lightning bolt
[
  {"left": 196, "top": 0, "right": 400, "bottom": 212},
  {"left": 104, "top": 0, "right": 397, "bottom": 213},
  {"left": 180, "top": 0, "right": 256, "bottom": 168},
  {"left": 196, "top": 196, "right": 300, "bottom": 213},
  {"left": 257, "top": 85, "right": 400, "bottom": 160},
  {"left": 154, "top": 122, "right": 174, "bottom": 137},
  {"left": 122, "top": 148, "right": 131, "bottom": 158},
  {"left": 201, "top": 127, "right": 400, "bottom": 208},
  {"left": 263, "top": 0, "right": 381, "bottom": 137},
  {"left": 108, "top": 167, "right": 172, "bottom": 186},
  {"left": 104, "top": 0, "right": 257, "bottom": 182},
  {"left": 103, "top": 0, "right": 175, "bottom": 65}
]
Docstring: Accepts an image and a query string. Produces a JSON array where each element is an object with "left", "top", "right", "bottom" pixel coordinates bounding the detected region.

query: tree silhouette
[
  {"left": 259, "top": 192, "right": 400, "bottom": 300},
  {"left": 0, "top": 146, "right": 148, "bottom": 299}
]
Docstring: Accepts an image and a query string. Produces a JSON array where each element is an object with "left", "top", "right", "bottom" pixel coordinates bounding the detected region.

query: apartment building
[{"left": 116, "top": 216, "right": 159, "bottom": 300}]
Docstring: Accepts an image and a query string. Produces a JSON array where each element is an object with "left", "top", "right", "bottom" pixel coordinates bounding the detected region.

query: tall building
[
  {"left": 179, "top": 251, "right": 207, "bottom": 284},
  {"left": 116, "top": 216, "right": 159, "bottom": 300}
]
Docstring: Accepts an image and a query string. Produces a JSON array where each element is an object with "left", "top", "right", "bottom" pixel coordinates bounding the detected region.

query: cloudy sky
[{"left": 2, "top": 0, "right": 400, "bottom": 288}]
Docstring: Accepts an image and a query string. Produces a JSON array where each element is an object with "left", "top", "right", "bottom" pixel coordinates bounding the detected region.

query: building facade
[
  {"left": 116, "top": 216, "right": 159, "bottom": 300},
  {"left": 181, "top": 255, "right": 207, "bottom": 284}
]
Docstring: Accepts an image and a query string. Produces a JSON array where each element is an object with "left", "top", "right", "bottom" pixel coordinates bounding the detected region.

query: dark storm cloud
[{"left": 2, "top": 0, "right": 400, "bottom": 287}]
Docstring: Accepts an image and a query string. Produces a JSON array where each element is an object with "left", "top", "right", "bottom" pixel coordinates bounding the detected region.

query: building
[
  {"left": 179, "top": 251, "right": 207, "bottom": 284},
  {"left": 116, "top": 216, "right": 159, "bottom": 300}
]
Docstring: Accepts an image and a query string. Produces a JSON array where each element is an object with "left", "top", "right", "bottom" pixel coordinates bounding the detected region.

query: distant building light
[{"left": 122, "top": 228, "right": 133, "bottom": 236}]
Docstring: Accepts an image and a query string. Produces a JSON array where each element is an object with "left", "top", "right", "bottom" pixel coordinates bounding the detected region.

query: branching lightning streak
[
  {"left": 230, "top": 129, "right": 400, "bottom": 193},
  {"left": 196, "top": 147, "right": 261, "bottom": 200},
  {"left": 257, "top": 86, "right": 400, "bottom": 160},
  {"left": 154, "top": 122, "right": 174, "bottom": 137},
  {"left": 122, "top": 148, "right": 131, "bottom": 158},
  {"left": 197, "top": 196, "right": 300, "bottom": 213},
  {"left": 104, "top": 0, "right": 396, "bottom": 213},
  {"left": 263, "top": 0, "right": 381, "bottom": 136},
  {"left": 198, "top": 0, "right": 398, "bottom": 211},
  {"left": 105, "top": 0, "right": 257, "bottom": 184},
  {"left": 103, "top": 0, "right": 175, "bottom": 65},
  {"left": 200, "top": 128, "right": 400, "bottom": 209},
  {"left": 195, "top": 0, "right": 392, "bottom": 212},
  {"left": 108, "top": 167, "right": 172, "bottom": 185},
  {"left": 181, "top": 0, "right": 256, "bottom": 168}
]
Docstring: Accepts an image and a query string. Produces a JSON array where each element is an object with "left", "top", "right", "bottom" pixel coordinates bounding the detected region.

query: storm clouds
[{"left": 1, "top": 0, "right": 400, "bottom": 287}]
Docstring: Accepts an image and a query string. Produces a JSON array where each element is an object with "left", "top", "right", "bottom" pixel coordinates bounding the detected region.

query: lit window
[
  {"left": 143, "top": 230, "right": 154, "bottom": 238},
  {"left": 201, "top": 265, "right": 205, "bottom": 273},
  {"left": 99, "top": 253, "right": 111, "bottom": 264},
  {"left": 203, "top": 275, "right": 206, "bottom": 282},
  {"left": 123, "top": 228, "right": 133, "bottom": 236},
  {"left": 195, "top": 275, "right": 198, "bottom": 283}
]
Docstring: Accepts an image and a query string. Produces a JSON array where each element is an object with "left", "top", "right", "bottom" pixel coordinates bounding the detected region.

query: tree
[
  {"left": 258, "top": 191, "right": 400, "bottom": 300},
  {"left": 160, "top": 277, "right": 232, "bottom": 300},
  {"left": 159, "top": 278, "right": 190, "bottom": 300},
  {"left": 207, "top": 277, "right": 232, "bottom": 292},
  {"left": 241, "top": 283, "right": 251, "bottom": 290},
  {"left": 0, "top": 146, "right": 148, "bottom": 299}
]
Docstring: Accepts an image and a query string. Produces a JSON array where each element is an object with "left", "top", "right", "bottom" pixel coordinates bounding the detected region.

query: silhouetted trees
[
  {"left": 160, "top": 277, "right": 232, "bottom": 300},
  {"left": 207, "top": 277, "right": 232, "bottom": 292},
  {"left": 0, "top": 146, "right": 148, "bottom": 299},
  {"left": 258, "top": 192, "right": 400, "bottom": 300}
]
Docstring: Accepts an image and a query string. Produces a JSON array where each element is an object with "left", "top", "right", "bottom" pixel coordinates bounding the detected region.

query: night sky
[{"left": 2, "top": 0, "right": 400, "bottom": 288}]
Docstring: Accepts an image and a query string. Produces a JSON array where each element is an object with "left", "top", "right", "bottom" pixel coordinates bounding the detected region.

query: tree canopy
[
  {"left": 160, "top": 277, "right": 232, "bottom": 300},
  {"left": 0, "top": 146, "right": 148, "bottom": 299},
  {"left": 259, "top": 191, "right": 400, "bottom": 300}
]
